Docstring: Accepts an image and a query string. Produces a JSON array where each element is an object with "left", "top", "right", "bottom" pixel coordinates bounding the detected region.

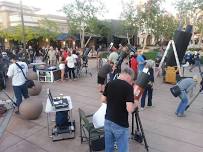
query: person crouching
[{"left": 176, "top": 75, "right": 198, "bottom": 117}]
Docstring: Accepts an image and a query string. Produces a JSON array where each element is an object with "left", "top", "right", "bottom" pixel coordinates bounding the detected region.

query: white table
[
  {"left": 37, "top": 69, "right": 61, "bottom": 82},
  {"left": 45, "top": 96, "right": 73, "bottom": 137}
]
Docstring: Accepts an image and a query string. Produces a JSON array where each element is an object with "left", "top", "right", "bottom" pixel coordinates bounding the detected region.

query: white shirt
[
  {"left": 7, "top": 61, "right": 28, "bottom": 86},
  {"left": 72, "top": 54, "right": 78, "bottom": 63},
  {"left": 66, "top": 55, "right": 75, "bottom": 68},
  {"left": 92, "top": 103, "right": 107, "bottom": 128}
]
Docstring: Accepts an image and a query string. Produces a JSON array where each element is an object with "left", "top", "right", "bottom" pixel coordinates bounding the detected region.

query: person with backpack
[{"left": 7, "top": 54, "right": 29, "bottom": 113}]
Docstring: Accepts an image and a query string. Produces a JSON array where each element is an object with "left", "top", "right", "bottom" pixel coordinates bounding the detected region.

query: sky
[{"left": 3, "top": 0, "right": 176, "bottom": 19}]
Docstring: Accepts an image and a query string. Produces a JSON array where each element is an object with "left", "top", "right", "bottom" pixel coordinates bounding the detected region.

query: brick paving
[{"left": 0, "top": 59, "right": 203, "bottom": 152}]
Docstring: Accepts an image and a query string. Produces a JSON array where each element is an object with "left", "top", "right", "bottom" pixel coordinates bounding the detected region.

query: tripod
[
  {"left": 185, "top": 80, "right": 203, "bottom": 111},
  {"left": 131, "top": 108, "right": 149, "bottom": 152}
]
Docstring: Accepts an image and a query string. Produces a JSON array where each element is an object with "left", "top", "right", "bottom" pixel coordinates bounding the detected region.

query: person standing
[
  {"left": 66, "top": 52, "right": 76, "bottom": 80},
  {"left": 108, "top": 47, "right": 119, "bottom": 64},
  {"left": 189, "top": 50, "right": 201, "bottom": 73},
  {"left": 136, "top": 50, "right": 145, "bottom": 74},
  {"left": 97, "top": 62, "right": 115, "bottom": 93},
  {"left": 176, "top": 76, "right": 198, "bottom": 117},
  {"left": 48, "top": 46, "right": 56, "bottom": 66},
  {"left": 7, "top": 54, "right": 29, "bottom": 113},
  {"left": 28, "top": 45, "right": 34, "bottom": 63},
  {"left": 129, "top": 52, "right": 138, "bottom": 80},
  {"left": 59, "top": 56, "right": 66, "bottom": 82},
  {"left": 140, "top": 60, "right": 155, "bottom": 110},
  {"left": 101, "top": 67, "right": 138, "bottom": 152}
]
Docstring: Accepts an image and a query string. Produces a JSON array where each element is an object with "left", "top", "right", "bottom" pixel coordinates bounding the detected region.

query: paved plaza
[{"left": 1, "top": 59, "right": 203, "bottom": 152}]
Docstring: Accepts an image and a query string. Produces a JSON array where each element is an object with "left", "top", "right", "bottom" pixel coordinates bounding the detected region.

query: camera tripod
[{"left": 131, "top": 108, "right": 149, "bottom": 152}]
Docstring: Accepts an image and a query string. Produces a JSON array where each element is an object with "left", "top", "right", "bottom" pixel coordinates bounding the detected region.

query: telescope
[
  {"left": 165, "top": 25, "right": 192, "bottom": 66},
  {"left": 82, "top": 47, "right": 92, "bottom": 65},
  {"left": 127, "top": 44, "right": 136, "bottom": 53}
]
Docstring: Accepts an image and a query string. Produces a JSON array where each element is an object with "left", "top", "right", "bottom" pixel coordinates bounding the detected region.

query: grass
[
  {"left": 143, "top": 51, "right": 158, "bottom": 60},
  {"left": 201, "top": 56, "right": 203, "bottom": 64},
  {"left": 98, "top": 49, "right": 203, "bottom": 64}
]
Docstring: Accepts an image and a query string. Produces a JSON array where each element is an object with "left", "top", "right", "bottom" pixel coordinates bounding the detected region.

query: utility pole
[{"left": 20, "top": 0, "right": 26, "bottom": 52}]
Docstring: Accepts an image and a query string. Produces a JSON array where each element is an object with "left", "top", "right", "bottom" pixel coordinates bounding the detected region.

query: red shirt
[
  {"left": 63, "top": 51, "right": 68, "bottom": 59},
  {"left": 130, "top": 57, "right": 138, "bottom": 73}
]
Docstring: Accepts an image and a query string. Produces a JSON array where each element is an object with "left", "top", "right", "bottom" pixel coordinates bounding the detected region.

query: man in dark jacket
[{"left": 140, "top": 60, "right": 155, "bottom": 110}]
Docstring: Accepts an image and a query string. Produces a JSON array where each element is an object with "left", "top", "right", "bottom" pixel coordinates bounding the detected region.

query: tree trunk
[
  {"left": 198, "top": 30, "right": 203, "bottom": 47},
  {"left": 127, "top": 33, "right": 130, "bottom": 44},
  {"left": 142, "top": 33, "right": 148, "bottom": 51},
  {"left": 84, "top": 36, "right": 92, "bottom": 47},
  {"left": 81, "top": 28, "right": 85, "bottom": 48}
]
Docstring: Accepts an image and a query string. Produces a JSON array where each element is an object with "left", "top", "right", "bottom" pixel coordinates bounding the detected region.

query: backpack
[{"left": 55, "top": 111, "right": 69, "bottom": 128}]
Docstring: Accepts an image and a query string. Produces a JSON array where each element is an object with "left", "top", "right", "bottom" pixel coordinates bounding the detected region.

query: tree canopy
[
  {"left": 63, "top": 0, "right": 106, "bottom": 47},
  {"left": 0, "top": 18, "right": 59, "bottom": 43}
]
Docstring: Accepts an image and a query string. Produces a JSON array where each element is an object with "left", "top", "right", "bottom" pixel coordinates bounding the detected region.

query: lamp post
[{"left": 20, "top": 0, "right": 26, "bottom": 52}]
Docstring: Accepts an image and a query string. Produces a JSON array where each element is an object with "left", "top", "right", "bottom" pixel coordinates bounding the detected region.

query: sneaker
[
  {"left": 177, "top": 113, "right": 186, "bottom": 117},
  {"left": 140, "top": 107, "right": 144, "bottom": 111},
  {"left": 15, "top": 110, "right": 20, "bottom": 114}
]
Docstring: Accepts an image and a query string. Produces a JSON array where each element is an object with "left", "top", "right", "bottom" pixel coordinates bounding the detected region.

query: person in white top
[
  {"left": 66, "top": 52, "right": 76, "bottom": 80},
  {"left": 7, "top": 54, "right": 29, "bottom": 113},
  {"left": 48, "top": 46, "right": 56, "bottom": 66},
  {"left": 59, "top": 55, "right": 66, "bottom": 81}
]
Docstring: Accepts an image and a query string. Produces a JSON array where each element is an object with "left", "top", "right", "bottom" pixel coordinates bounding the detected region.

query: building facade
[{"left": 0, "top": 1, "right": 68, "bottom": 32}]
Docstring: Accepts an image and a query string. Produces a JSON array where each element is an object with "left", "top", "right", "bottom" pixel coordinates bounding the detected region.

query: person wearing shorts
[{"left": 59, "top": 56, "right": 65, "bottom": 81}]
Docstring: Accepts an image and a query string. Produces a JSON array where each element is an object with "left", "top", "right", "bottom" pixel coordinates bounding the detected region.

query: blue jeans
[
  {"left": 176, "top": 91, "right": 188, "bottom": 114},
  {"left": 13, "top": 83, "right": 29, "bottom": 107},
  {"left": 141, "top": 86, "right": 153, "bottom": 108},
  {"left": 104, "top": 119, "right": 129, "bottom": 152}
]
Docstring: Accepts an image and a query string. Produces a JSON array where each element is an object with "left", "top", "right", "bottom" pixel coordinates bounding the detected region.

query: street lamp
[{"left": 20, "top": 0, "right": 26, "bottom": 52}]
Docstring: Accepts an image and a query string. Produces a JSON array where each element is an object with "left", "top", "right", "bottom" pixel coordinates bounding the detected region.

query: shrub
[
  {"left": 98, "top": 51, "right": 109, "bottom": 59},
  {"left": 187, "top": 47, "right": 202, "bottom": 52},
  {"left": 201, "top": 56, "right": 203, "bottom": 64}
]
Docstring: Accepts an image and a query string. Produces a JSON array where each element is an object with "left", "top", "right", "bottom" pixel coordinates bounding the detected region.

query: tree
[
  {"left": 196, "top": 14, "right": 203, "bottom": 45},
  {"left": 152, "top": 14, "right": 178, "bottom": 43},
  {"left": 175, "top": 0, "right": 203, "bottom": 45},
  {"left": 38, "top": 18, "right": 59, "bottom": 41},
  {"left": 63, "top": 0, "right": 104, "bottom": 48},
  {"left": 121, "top": 0, "right": 139, "bottom": 44},
  {"left": 3, "top": 26, "right": 39, "bottom": 42},
  {"left": 121, "top": 0, "right": 166, "bottom": 47}
]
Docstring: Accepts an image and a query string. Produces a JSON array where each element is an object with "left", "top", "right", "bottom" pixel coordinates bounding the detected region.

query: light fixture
[
  {"left": 4, "top": 38, "right": 8, "bottom": 43},
  {"left": 45, "top": 38, "right": 48, "bottom": 42},
  {"left": 63, "top": 41, "right": 66, "bottom": 45}
]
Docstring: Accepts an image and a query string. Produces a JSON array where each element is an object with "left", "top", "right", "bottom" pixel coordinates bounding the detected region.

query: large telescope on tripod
[{"left": 165, "top": 25, "right": 193, "bottom": 66}]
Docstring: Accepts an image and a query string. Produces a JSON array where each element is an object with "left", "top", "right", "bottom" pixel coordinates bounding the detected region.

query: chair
[{"left": 78, "top": 108, "right": 104, "bottom": 152}]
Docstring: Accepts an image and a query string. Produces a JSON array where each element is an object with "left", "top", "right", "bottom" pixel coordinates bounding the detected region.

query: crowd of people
[
  {"left": 95, "top": 44, "right": 203, "bottom": 152},
  {"left": 2, "top": 42, "right": 202, "bottom": 152},
  {"left": 1, "top": 45, "right": 85, "bottom": 81},
  {"left": 95, "top": 44, "right": 156, "bottom": 152}
]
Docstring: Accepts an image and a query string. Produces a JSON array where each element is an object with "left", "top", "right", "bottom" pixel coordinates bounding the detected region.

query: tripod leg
[
  {"left": 131, "top": 112, "right": 134, "bottom": 135},
  {"left": 135, "top": 113, "right": 140, "bottom": 131},
  {"left": 136, "top": 112, "right": 149, "bottom": 152}
]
